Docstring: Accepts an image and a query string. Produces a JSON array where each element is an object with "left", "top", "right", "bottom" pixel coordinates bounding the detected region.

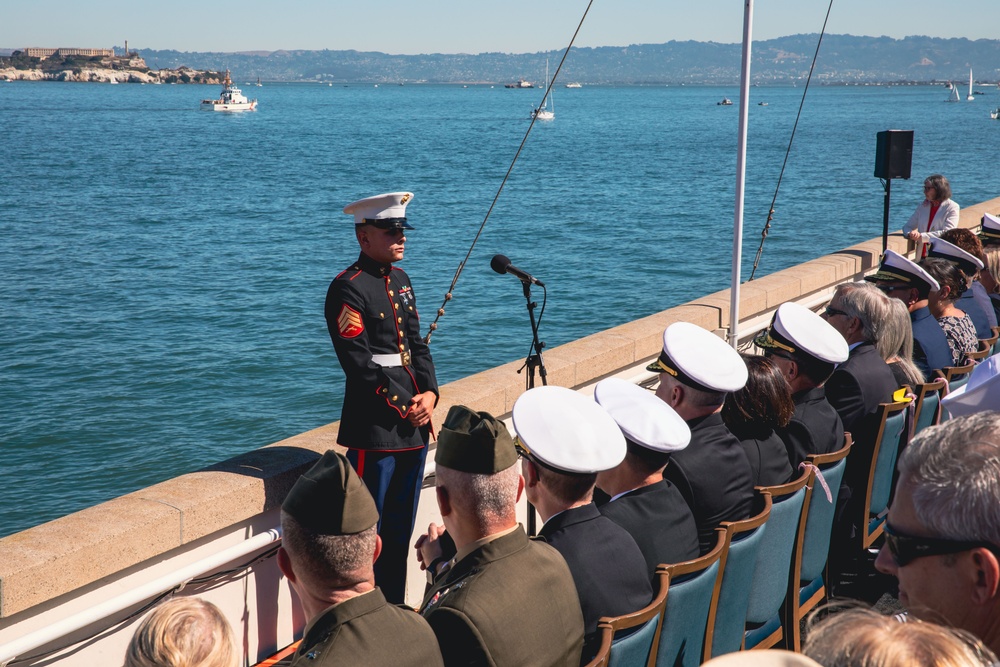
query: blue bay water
[{"left": 1, "top": 80, "right": 998, "bottom": 536}]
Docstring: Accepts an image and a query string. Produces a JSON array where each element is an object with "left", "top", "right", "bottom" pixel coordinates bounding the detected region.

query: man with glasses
[
  {"left": 754, "top": 302, "right": 849, "bottom": 469},
  {"left": 874, "top": 412, "right": 1000, "bottom": 657},
  {"left": 864, "top": 249, "right": 951, "bottom": 378},
  {"left": 820, "top": 283, "right": 898, "bottom": 577},
  {"left": 325, "top": 191, "right": 439, "bottom": 604}
]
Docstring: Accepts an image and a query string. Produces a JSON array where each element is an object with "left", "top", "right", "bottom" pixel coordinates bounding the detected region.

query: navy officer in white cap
[
  {"left": 755, "top": 302, "right": 849, "bottom": 469},
  {"left": 929, "top": 234, "right": 993, "bottom": 338},
  {"left": 324, "top": 191, "right": 438, "bottom": 604},
  {"left": 513, "top": 386, "right": 653, "bottom": 665},
  {"left": 593, "top": 377, "right": 700, "bottom": 578},
  {"left": 865, "top": 249, "right": 951, "bottom": 377},
  {"left": 979, "top": 212, "right": 1000, "bottom": 247},
  {"left": 649, "top": 322, "right": 754, "bottom": 554}
]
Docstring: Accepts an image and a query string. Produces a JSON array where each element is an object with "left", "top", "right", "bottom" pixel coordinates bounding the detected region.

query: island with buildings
[{"left": 0, "top": 42, "right": 221, "bottom": 83}]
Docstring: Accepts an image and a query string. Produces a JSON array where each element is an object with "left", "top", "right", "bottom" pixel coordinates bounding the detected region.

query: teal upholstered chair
[
  {"left": 705, "top": 492, "right": 772, "bottom": 660},
  {"left": 587, "top": 568, "right": 670, "bottom": 667},
  {"left": 911, "top": 378, "right": 947, "bottom": 436},
  {"left": 861, "top": 401, "right": 909, "bottom": 549},
  {"left": 787, "top": 437, "right": 853, "bottom": 651},
  {"left": 743, "top": 470, "right": 810, "bottom": 651},
  {"left": 654, "top": 529, "right": 727, "bottom": 667}
]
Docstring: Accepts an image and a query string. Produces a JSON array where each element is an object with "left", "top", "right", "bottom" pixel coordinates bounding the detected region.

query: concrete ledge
[{"left": 3, "top": 197, "right": 999, "bottom": 619}]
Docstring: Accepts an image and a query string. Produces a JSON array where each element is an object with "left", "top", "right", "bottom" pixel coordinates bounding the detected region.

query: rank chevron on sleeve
[{"left": 337, "top": 304, "right": 364, "bottom": 338}]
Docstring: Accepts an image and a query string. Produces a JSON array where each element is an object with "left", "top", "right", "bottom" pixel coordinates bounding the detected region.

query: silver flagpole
[{"left": 729, "top": 0, "right": 754, "bottom": 348}]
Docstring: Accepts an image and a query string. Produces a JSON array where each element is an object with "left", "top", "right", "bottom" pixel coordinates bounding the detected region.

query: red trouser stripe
[{"left": 355, "top": 449, "right": 365, "bottom": 477}]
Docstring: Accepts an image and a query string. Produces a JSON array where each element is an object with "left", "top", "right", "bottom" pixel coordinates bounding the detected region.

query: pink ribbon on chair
[{"left": 799, "top": 461, "right": 832, "bottom": 503}]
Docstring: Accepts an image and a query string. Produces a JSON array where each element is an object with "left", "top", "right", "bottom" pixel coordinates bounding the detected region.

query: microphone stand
[
  {"left": 520, "top": 280, "right": 548, "bottom": 391},
  {"left": 517, "top": 279, "right": 547, "bottom": 536}
]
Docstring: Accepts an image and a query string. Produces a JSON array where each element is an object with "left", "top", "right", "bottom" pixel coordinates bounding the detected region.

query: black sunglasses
[
  {"left": 884, "top": 521, "right": 1000, "bottom": 567},
  {"left": 876, "top": 284, "right": 910, "bottom": 295},
  {"left": 822, "top": 306, "right": 850, "bottom": 318},
  {"left": 764, "top": 349, "right": 795, "bottom": 362}
]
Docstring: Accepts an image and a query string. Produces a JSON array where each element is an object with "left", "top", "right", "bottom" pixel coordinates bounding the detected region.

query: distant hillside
[{"left": 134, "top": 35, "right": 1000, "bottom": 84}]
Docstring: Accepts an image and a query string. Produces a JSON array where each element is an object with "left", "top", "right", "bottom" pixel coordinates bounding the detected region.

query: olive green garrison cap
[
  {"left": 435, "top": 405, "right": 518, "bottom": 474},
  {"left": 281, "top": 450, "right": 379, "bottom": 535}
]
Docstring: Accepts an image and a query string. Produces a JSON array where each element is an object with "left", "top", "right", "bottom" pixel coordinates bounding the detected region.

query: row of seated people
[{"left": 122, "top": 249, "right": 1000, "bottom": 666}]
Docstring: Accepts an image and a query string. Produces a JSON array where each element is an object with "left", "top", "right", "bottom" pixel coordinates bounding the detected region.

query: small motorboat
[
  {"left": 200, "top": 70, "right": 257, "bottom": 112},
  {"left": 758, "top": 101, "right": 768, "bottom": 106},
  {"left": 718, "top": 98, "right": 733, "bottom": 106},
  {"left": 991, "top": 108, "right": 1000, "bottom": 120}
]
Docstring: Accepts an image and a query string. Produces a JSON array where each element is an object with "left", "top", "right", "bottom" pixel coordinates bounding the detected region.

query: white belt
[{"left": 372, "top": 353, "right": 405, "bottom": 368}]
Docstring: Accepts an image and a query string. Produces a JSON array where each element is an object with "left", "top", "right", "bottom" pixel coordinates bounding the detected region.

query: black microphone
[{"left": 490, "top": 254, "right": 545, "bottom": 287}]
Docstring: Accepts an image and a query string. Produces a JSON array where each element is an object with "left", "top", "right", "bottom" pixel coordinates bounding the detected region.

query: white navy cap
[
  {"left": 594, "top": 378, "right": 691, "bottom": 453},
  {"left": 343, "top": 191, "right": 415, "bottom": 230},
  {"left": 941, "top": 355, "right": 1000, "bottom": 418},
  {"left": 645, "top": 322, "right": 748, "bottom": 393},
  {"left": 753, "top": 302, "right": 849, "bottom": 365},
  {"left": 927, "top": 236, "right": 984, "bottom": 275},
  {"left": 980, "top": 213, "right": 1000, "bottom": 243},
  {"left": 865, "top": 249, "right": 940, "bottom": 292},
  {"left": 512, "top": 386, "right": 626, "bottom": 474}
]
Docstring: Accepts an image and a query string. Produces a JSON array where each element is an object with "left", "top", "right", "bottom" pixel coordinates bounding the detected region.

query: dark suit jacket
[
  {"left": 599, "top": 480, "right": 700, "bottom": 579},
  {"left": 824, "top": 342, "right": 897, "bottom": 509},
  {"left": 665, "top": 412, "right": 754, "bottom": 554},
  {"left": 777, "top": 386, "right": 845, "bottom": 470},
  {"left": 420, "top": 527, "right": 584, "bottom": 667},
  {"left": 289, "top": 588, "right": 444, "bottom": 667},
  {"left": 911, "top": 305, "right": 952, "bottom": 377},
  {"left": 540, "top": 503, "right": 653, "bottom": 663},
  {"left": 736, "top": 430, "right": 794, "bottom": 487}
]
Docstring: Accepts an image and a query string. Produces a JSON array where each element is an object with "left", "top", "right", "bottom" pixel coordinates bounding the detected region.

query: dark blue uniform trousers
[{"left": 348, "top": 445, "right": 428, "bottom": 604}]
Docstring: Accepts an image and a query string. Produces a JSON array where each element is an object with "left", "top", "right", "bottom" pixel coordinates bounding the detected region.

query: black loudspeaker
[{"left": 874, "top": 130, "right": 913, "bottom": 180}]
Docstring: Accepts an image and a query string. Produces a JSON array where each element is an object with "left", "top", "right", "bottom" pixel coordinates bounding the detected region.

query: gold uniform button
[
  {"left": 398, "top": 331, "right": 404, "bottom": 338},
  {"left": 392, "top": 395, "right": 398, "bottom": 401},
  {"left": 408, "top": 306, "right": 414, "bottom": 311},
  {"left": 397, "top": 317, "right": 403, "bottom": 323},
  {"left": 389, "top": 290, "right": 394, "bottom": 297},
  {"left": 394, "top": 303, "right": 399, "bottom": 310},
  {"left": 379, "top": 313, "right": 384, "bottom": 318},
  {"left": 399, "top": 344, "right": 405, "bottom": 351}
]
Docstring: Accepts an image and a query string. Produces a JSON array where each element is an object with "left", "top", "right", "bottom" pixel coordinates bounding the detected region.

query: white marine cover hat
[
  {"left": 754, "top": 302, "right": 849, "bottom": 365},
  {"left": 980, "top": 212, "right": 1000, "bottom": 242},
  {"left": 941, "top": 355, "right": 1000, "bottom": 418},
  {"left": 927, "top": 236, "right": 985, "bottom": 275},
  {"left": 594, "top": 378, "right": 691, "bottom": 453},
  {"left": 343, "top": 191, "right": 415, "bottom": 229},
  {"left": 646, "top": 322, "right": 748, "bottom": 393},
  {"left": 865, "top": 249, "right": 940, "bottom": 292},
  {"left": 512, "top": 385, "right": 626, "bottom": 474},
  {"left": 702, "top": 650, "right": 823, "bottom": 667}
]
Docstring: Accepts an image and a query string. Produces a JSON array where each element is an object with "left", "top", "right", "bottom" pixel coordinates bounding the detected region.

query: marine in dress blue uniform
[
  {"left": 753, "top": 302, "right": 849, "bottom": 470},
  {"left": 514, "top": 386, "right": 653, "bottom": 664},
  {"left": 325, "top": 192, "right": 438, "bottom": 604}
]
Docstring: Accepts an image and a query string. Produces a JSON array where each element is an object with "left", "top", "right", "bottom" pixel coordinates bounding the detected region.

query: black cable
[
  {"left": 747, "top": 0, "right": 836, "bottom": 282},
  {"left": 423, "top": 0, "right": 597, "bottom": 344}
]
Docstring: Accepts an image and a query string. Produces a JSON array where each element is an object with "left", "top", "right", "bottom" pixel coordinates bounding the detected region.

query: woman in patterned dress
[{"left": 922, "top": 257, "right": 979, "bottom": 366}]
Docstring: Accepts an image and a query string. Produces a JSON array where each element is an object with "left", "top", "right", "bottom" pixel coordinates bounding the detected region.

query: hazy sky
[{"left": 3, "top": 0, "right": 998, "bottom": 54}]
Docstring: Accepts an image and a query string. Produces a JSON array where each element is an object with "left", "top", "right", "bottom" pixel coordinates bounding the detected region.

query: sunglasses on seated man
[{"left": 884, "top": 521, "right": 1000, "bottom": 567}]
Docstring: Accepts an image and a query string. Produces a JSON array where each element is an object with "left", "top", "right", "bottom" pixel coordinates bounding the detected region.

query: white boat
[
  {"left": 718, "top": 97, "right": 733, "bottom": 106},
  {"left": 992, "top": 108, "right": 1000, "bottom": 120},
  {"left": 108, "top": 78, "right": 118, "bottom": 85},
  {"left": 530, "top": 59, "right": 555, "bottom": 121},
  {"left": 200, "top": 70, "right": 258, "bottom": 112},
  {"left": 255, "top": 77, "right": 262, "bottom": 87},
  {"left": 947, "top": 83, "right": 960, "bottom": 103},
  {"left": 565, "top": 82, "right": 582, "bottom": 88},
  {"left": 505, "top": 79, "right": 534, "bottom": 89},
  {"left": 968, "top": 68, "right": 975, "bottom": 101}
]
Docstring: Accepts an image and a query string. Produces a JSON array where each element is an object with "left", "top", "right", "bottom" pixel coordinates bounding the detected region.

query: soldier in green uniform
[
  {"left": 414, "top": 406, "right": 585, "bottom": 666},
  {"left": 278, "top": 450, "right": 443, "bottom": 666}
]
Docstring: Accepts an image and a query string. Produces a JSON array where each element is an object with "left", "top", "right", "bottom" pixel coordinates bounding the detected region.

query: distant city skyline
[{"left": 3, "top": 0, "right": 998, "bottom": 54}]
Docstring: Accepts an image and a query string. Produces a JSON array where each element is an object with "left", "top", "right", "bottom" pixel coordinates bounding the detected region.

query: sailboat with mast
[
  {"left": 530, "top": 59, "right": 555, "bottom": 121},
  {"left": 968, "top": 68, "right": 975, "bottom": 101},
  {"left": 947, "top": 82, "right": 960, "bottom": 103}
]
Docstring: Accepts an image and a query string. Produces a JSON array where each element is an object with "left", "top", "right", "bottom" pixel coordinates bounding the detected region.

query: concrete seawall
[{"left": 2, "top": 197, "right": 999, "bottom": 661}]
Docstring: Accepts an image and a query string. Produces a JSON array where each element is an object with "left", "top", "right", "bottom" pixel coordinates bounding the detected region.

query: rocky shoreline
[{"left": 0, "top": 66, "right": 222, "bottom": 84}]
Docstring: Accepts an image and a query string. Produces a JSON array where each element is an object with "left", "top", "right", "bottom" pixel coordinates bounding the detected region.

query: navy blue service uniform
[
  {"left": 777, "top": 386, "right": 846, "bottom": 469},
  {"left": 665, "top": 412, "right": 754, "bottom": 554},
  {"left": 599, "top": 480, "right": 700, "bottom": 578},
  {"left": 326, "top": 250, "right": 438, "bottom": 603},
  {"left": 539, "top": 503, "right": 653, "bottom": 663},
  {"left": 911, "top": 305, "right": 952, "bottom": 377}
]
